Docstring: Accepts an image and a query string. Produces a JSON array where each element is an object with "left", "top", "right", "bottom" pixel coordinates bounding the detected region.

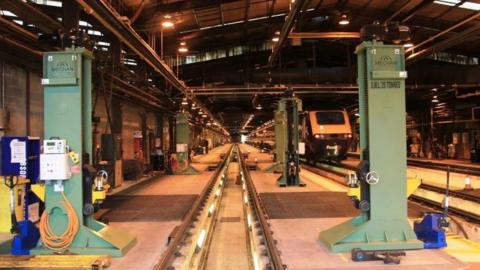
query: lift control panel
[{"left": 40, "top": 139, "right": 71, "bottom": 181}]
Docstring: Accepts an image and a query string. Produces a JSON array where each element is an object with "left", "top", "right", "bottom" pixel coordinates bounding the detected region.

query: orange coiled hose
[{"left": 39, "top": 191, "right": 79, "bottom": 252}]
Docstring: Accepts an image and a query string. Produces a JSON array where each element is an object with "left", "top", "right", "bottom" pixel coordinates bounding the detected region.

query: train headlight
[
  {"left": 344, "top": 133, "right": 352, "bottom": 138},
  {"left": 314, "top": 134, "right": 325, "bottom": 139}
]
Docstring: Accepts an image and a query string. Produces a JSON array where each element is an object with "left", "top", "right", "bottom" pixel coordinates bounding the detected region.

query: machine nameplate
[{"left": 370, "top": 80, "right": 401, "bottom": 89}]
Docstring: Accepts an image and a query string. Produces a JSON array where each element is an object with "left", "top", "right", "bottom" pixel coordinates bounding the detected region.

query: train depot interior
[{"left": 1, "top": 0, "right": 480, "bottom": 269}]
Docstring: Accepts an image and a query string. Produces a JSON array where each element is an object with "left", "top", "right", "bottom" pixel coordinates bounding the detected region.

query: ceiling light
[
  {"left": 162, "top": 15, "right": 174, "bottom": 28},
  {"left": 403, "top": 42, "right": 414, "bottom": 48},
  {"left": 178, "top": 46, "right": 188, "bottom": 53},
  {"left": 339, "top": 14, "right": 350, "bottom": 25},
  {"left": 272, "top": 36, "right": 279, "bottom": 42}
]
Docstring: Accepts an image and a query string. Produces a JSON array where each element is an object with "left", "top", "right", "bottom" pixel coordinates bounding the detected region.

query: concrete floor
[
  {"left": 246, "top": 148, "right": 468, "bottom": 270},
  {"left": 270, "top": 218, "right": 466, "bottom": 270},
  {"left": 108, "top": 144, "right": 231, "bottom": 269},
  {"left": 250, "top": 171, "right": 328, "bottom": 193}
]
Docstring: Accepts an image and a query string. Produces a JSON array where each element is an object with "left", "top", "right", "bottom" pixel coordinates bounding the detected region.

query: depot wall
[{"left": 0, "top": 60, "right": 170, "bottom": 161}]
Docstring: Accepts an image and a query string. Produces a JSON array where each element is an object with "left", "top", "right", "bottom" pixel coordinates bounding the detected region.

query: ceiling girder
[{"left": 267, "top": 0, "right": 308, "bottom": 68}]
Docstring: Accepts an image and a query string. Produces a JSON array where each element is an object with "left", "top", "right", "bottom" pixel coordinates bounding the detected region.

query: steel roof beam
[
  {"left": 76, "top": 0, "right": 186, "bottom": 91},
  {"left": 75, "top": 0, "right": 229, "bottom": 134},
  {"left": 400, "top": 0, "right": 434, "bottom": 23},
  {"left": 407, "top": 23, "right": 480, "bottom": 64},
  {"left": 267, "top": 0, "right": 308, "bottom": 68},
  {"left": 406, "top": 11, "right": 480, "bottom": 53},
  {"left": 288, "top": 32, "right": 360, "bottom": 39},
  {"left": 0, "top": 0, "right": 62, "bottom": 33}
]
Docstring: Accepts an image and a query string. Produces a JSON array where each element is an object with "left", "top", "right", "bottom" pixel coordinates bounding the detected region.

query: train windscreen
[{"left": 315, "top": 112, "right": 345, "bottom": 125}]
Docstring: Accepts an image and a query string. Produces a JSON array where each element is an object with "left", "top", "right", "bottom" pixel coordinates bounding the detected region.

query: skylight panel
[
  {"left": 460, "top": 1, "right": 480, "bottom": 10},
  {"left": 32, "top": 0, "right": 62, "bottom": 7},
  {"left": 434, "top": 0, "right": 460, "bottom": 6},
  {"left": 0, "top": 10, "right": 17, "bottom": 17},
  {"left": 434, "top": 0, "right": 480, "bottom": 10}
]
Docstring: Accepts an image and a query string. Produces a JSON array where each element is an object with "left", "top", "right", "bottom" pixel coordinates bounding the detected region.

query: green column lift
[
  {"left": 275, "top": 95, "right": 305, "bottom": 187},
  {"left": 263, "top": 110, "right": 285, "bottom": 173},
  {"left": 31, "top": 48, "right": 136, "bottom": 257},
  {"left": 319, "top": 41, "right": 422, "bottom": 252},
  {"left": 174, "top": 112, "right": 200, "bottom": 175}
]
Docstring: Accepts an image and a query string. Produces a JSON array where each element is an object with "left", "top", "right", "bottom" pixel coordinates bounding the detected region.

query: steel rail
[
  {"left": 347, "top": 153, "right": 480, "bottom": 177},
  {"left": 303, "top": 160, "right": 480, "bottom": 224},
  {"left": 239, "top": 148, "right": 285, "bottom": 270},
  {"left": 153, "top": 145, "right": 233, "bottom": 270},
  {"left": 419, "top": 183, "right": 480, "bottom": 204},
  {"left": 410, "top": 194, "right": 480, "bottom": 224},
  {"left": 407, "top": 159, "right": 480, "bottom": 177}
]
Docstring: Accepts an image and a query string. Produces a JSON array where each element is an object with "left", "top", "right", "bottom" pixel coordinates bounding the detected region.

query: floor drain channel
[{"left": 220, "top": 216, "right": 241, "bottom": 222}]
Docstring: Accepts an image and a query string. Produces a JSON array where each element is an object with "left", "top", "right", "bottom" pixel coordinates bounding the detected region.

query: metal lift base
[
  {"left": 263, "top": 162, "right": 283, "bottom": 173},
  {"left": 31, "top": 220, "right": 136, "bottom": 257},
  {"left": 319, "top": 214, "right": 423, "bottom": 253},
  {"left": 276, "top": 175, "right": 306, "bottom": 187},
  {"left": 174, "top": 165, "right": 201, "bottom": 175}
]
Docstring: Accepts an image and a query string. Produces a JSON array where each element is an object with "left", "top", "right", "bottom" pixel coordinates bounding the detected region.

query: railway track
[
  {"left": 301, "top": 161, "right": 480, "bottom": 225},
  {"left": 155, "top": 145, "right": 284, "bottom": 270},
  {"left": 348, "top": 152, "right": 480, "bottom": 176}
]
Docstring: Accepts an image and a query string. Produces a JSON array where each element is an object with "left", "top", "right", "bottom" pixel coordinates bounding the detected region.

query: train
[{"left": 301, "top": 110, "right": 353, "bottom": 163}]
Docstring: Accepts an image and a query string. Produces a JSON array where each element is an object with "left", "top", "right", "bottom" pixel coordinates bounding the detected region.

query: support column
[
  {"left": 275, "top": 96, "right": 305, "bottom": 187},
  {"left": 31, "top": 48, "right": 136, "bottom": 257},
  {"left": 172, "top": 112, "right": 200, "bottom": 175},
  {"left": 319, "top": 41, "right": 422, "bottom": 253}
]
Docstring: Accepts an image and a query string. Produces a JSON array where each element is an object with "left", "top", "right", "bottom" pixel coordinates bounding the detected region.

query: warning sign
[{"left": 10, "top": 139, "right": 26, "bottom": 163}]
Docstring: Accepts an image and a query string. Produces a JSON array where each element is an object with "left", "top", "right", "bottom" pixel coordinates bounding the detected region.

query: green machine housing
[
  {"left": 319, "top": 41, "right": 423, "bottom": 252},
  {"left": 273, "top": 96, "right": 305, "bottom": 187},
  {"left": 31, "top": 48, "right": 136, "bottom": 256},
  {"left": 174, "top": 112, "right": 200, "bottom": 175}
]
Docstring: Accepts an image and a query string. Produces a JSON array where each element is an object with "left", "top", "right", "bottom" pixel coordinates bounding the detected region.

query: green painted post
[
  {"left": 319, "top": 41, "right": 423, "bottom": 252},
  {"left": 31, "top": 48, "right": 136, "bottom": 257},
  {"left": 263, "top": 110, "right": 285, "bottom": 173},
  {"left": 174, "top": 112, "right": 200, "bottom": 174}
]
